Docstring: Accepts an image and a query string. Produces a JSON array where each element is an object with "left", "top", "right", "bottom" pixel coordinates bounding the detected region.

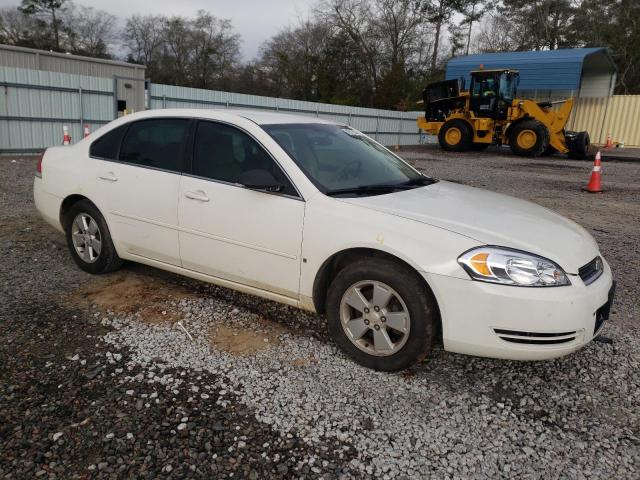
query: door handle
[
  {"left": 184, "top": 190, "right": 210, "bottom": 202},
  {"left": 98, "top": 172, "right": 118, "bottom": 182}
]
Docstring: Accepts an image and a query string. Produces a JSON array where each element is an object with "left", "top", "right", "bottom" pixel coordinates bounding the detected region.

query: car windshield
[{"left": 262, "top": 123, "right": 433, "bottom": 196}]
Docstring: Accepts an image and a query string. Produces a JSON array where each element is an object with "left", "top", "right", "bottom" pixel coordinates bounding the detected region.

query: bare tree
[
  {"left": 474, "top": 13, "right": 519, "bottom": 52},
  {"left": 124, "top": 14, "right": 165, "bottom": 66},
  {"left": 321, "top": 0, "right": 383, "bottom": 92},
  {"left": 259, "top": 19, "right": 329, "bottom": 100},
  {"left": 190, "top": 11, "right": 241, "bottom": 89},
  {"left": 63, "top": 3, "right": 116, "bottom": 57},
  {"left": 374, "top": 0, "right": 425, "bottom": 68},
  {"left": 0, "top": 7, "right": 38, "bottom": 45}
]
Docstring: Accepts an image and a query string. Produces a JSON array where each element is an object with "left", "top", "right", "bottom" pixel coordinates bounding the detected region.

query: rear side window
[
  {"left": 119, "top": 118, "right": 189, "bottom": 172},
  {"left": 89, "top": 125, "right": 127, "bottom": 160}
]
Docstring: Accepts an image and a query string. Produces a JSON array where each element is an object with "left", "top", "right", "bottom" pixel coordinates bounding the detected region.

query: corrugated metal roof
[{"left": 446, "top": 48, "right": 616, "bottom": 92}]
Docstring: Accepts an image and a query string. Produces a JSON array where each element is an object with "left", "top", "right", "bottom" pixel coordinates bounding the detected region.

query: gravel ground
[{"left": 1, "top": 150, "right": 638, "bottom": 479}]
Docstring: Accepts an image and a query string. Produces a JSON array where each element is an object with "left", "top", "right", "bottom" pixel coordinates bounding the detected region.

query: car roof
[{"left": 116, "top": 108, "right": 339, "bottom": 126}]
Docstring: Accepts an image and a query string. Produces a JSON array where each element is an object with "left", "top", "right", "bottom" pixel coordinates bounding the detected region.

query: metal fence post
[
  {"left": 78, "top": 86, "right": 83, "bottom": 134},
  {"left": 162, "top": 95, "right": 167, "bottom": 109},
  {"left": 347, "top": 112, "right": 352, "bottom": 126},
  {"left": 112, "top": 76, "right": 118, "bottom": 119},
  {"left": 397, "top": 117, "right": 402, "bottom": 146},
  {"left": 374, "top": 115, "right": 380, "bottom": 142}
]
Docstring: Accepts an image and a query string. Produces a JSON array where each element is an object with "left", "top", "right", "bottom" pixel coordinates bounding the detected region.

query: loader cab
[{"left": 469, "top": 69, "right": 519, "bottom": 120}]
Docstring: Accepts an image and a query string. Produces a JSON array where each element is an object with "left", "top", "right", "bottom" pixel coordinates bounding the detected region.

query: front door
[{"left": 178, "top": 120, "right": 305, "bottom": 299}]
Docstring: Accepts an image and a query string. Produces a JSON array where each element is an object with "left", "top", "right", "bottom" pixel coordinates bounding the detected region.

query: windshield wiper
[
  {"left": 325, "top": 175, "right": 438, "bottom": 196},
  {"left": 326, "top": 183, "right": 417, "bottom": 196},
  {"left": 401, "top": 175, "right": 438, "bottom": 187}
]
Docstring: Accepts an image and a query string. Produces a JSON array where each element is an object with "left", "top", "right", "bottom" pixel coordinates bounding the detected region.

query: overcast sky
[{"left": 0, "top": 0, "right": 318, "bottom": 60}]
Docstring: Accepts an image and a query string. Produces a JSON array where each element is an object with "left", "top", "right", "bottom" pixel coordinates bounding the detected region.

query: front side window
[
  {"left": 119, "top": 118, "right": 189, "bottom": 172},
  {"left": 262, "top": 123, "right": 431, "bottom": 196},
  {"left": 89, "top": 124, "right": 127, "bottom": 160},
  {"left": 192, "top": 121, "right": 297, "bottom": 196}
]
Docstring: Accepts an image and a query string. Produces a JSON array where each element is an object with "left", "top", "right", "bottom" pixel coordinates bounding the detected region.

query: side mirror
[{"left": 238, "top": 169, "right": 283, "bottom": 193}]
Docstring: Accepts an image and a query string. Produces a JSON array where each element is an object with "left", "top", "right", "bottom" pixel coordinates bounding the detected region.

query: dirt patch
[
  {"left": 73, "top": 270, "right": 198, "bottom": 325},
  {"left": 209, "top": 325, "right": 280, "bottom": 355}
]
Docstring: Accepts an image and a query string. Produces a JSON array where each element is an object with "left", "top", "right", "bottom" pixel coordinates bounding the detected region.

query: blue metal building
[{"left": 446, "top": 48, "right": 617, "bottom": 99}]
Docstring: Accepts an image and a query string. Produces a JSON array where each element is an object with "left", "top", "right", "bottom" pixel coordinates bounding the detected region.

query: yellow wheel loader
[{"left": 416, "top": 69, "right": 590, "bottom": 159}]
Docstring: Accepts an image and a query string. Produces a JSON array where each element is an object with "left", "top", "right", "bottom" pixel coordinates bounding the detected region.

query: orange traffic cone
[
  {"left": 62, "top": 125, "right": 71, "bottom": 145},
  {"left": 83, "top": 124, "right": 91, "bottom": 138},
  {"left": 582, "top": 151, "right": 603, "bottom": 193},
  {"left": 605, "top": 134, "right": 613, "bottom": 148}
]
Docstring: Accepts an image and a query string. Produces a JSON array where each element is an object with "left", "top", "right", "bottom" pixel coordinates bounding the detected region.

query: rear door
[
  {"left": 178, "top": 120, "right": 305, "bottom": 299},
  {"left": 91, "top": 117, "right": 189, "bottom": 266}
]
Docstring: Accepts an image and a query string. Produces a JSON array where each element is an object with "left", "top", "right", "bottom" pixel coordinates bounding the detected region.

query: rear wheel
[
  {"left": 438, "top": 119, "right": 472, "bottom": 152},
  {"left": 326, "top": 259, "right": 437, "bottom": 371},
  {"left": 566, "top": 131, "right": 590, "bottom": 159},
  {"left": 64, "top": 200, "right": 122, "bottom": 274},
  {"left": 509, "top": 120, "right": 549, "bottom": 157}
]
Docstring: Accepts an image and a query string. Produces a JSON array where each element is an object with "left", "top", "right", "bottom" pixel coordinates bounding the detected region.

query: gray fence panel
[
  {"left": 0, "top": 66, "right": 427, "bottom": 153},
  {"left": 0, "top": 66, "right": 114, "bottom": 152},
  {"left": 148, "top": 82, "right": 423, "bottom": 146}
]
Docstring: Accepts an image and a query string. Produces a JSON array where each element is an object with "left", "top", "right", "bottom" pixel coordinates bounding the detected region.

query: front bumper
[{"left": 423, "top": 259, "right": 614, "bottom": 360}]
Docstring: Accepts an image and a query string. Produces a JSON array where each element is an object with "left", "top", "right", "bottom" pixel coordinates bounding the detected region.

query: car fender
[{"left": 299, "top": 195, "right": 481, "bottom": 301}]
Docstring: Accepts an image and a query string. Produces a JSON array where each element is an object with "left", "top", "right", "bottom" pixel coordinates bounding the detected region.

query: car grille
[
  {"left": 494, "top": 328, "right": 577, "bottom": 345},
  {"left": 579, "top": 256, "right": 603, "bottom": 285}
]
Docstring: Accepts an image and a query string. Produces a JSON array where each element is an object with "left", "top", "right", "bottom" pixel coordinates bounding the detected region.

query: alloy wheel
[
  {"left": 71, "top": 213, "right": 102, "bottom": 263},
  {"left": 339, "top": 280, "right": 411, "bottom": 356}
]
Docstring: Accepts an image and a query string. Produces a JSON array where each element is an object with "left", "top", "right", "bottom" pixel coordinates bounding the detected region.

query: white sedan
[{"left": 34, "top": 109, "right": 615, "bottom": 371}]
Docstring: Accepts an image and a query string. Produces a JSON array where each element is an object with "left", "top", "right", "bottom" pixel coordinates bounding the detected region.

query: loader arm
[{"left": 518, "top": 98, "right": 574, "bottom": 153}]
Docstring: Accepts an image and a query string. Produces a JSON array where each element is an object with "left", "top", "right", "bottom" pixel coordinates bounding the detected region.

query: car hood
[{"left": 340, "top": 181, "right": 599, "bottom": 274}]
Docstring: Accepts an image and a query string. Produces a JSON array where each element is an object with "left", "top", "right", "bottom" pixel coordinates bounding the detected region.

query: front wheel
[
  {"left": 509, "top": 120, "right": 549, "bottom": 157},
  {"left": 64, "top": 199, "right": 123, "bottom": 274},
  {"left": 326, "top": 259, "right": 437, "bottom": 371}
]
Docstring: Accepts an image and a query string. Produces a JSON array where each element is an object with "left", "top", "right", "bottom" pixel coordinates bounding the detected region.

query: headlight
[{"left": 458, "top": 247, "right": 570, "bottom": 287}]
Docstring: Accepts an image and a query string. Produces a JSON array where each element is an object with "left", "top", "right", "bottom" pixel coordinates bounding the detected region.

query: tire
[
  {"left": 567, "top": 131, "right": 590, "bottom": 159},
  {"left": 544, "top": 145, "right": 557, "bottom": 156},
  {"left": 64, "top": 199, "right": 123, "bottom": 274},
  {"left": 438, "top": 119, "right": 473, "bottom": 152},
  {"left": 326, "top": 258, "right": 437, "bottom": 371},
  {"left": 471, "top": 143, "right": 490, "bottom": 151},
  {"left": 508, "top": 120, "right": 549, "bottom": 157}
]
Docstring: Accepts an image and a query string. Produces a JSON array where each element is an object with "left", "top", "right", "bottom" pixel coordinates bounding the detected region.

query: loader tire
[
  {"left": 509, "top": 120, "right": 549, "bottom": 157},
  {"left": 567, "top": 131, "right": 590, "bottom": 159},
  {"left": 438, "top": 120, "right": 472, "bottom": 152}
]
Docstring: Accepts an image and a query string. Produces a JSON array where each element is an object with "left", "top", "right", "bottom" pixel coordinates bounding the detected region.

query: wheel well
[
  {"left": 312, "top": 248, "right": 441, "bottom": 328},
  {"left": 59, "top": 194, "right": 90, "bottom": 227}
]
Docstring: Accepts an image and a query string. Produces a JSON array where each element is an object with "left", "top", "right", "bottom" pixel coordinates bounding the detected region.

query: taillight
[{"left": 35, "top": 149, "right": 45, "bottom": 178}]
